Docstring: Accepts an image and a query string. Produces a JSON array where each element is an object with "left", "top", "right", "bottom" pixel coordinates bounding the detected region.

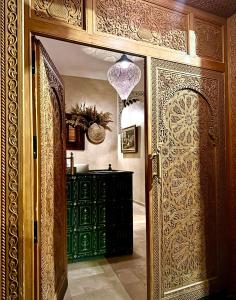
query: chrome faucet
[{"left": 66, "top": 152, "right": 74, "bottom": 175}]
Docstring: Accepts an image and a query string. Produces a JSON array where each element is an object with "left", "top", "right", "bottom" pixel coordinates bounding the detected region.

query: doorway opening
[{"left": 33, "top": 35, "right": 148, "bottom": 300}]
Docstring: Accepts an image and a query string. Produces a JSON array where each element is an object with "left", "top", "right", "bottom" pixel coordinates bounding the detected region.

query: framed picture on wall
[
  {"left": 66, "top": 113, "right": 85, "bottom": 150},
  {"left": 121, "top": 125, "right": 137, "bottom": 153}
]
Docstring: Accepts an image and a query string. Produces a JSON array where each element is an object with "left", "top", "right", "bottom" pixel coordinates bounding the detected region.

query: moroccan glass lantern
[{"left": 107, "top": 54, "right": 141, "bottom": 102}]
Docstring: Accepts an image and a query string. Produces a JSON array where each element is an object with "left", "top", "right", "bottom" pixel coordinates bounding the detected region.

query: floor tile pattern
[{"left": 64, "top": 202, "right": 146, "bottom": 300}]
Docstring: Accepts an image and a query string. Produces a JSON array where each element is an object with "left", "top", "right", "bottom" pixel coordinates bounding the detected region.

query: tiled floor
[{"left": 64, "top": 202, "right": 146, "bottom": 300}]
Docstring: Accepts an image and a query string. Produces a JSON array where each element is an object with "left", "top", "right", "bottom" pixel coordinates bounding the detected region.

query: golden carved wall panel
[
  {"left": 194, "top": 18, "right": 223, "bottom": 62},
  {"left": 39, "top": 54, "right": 56, "bottom": 298},
  {"left": 162, "top": 90, "right": 217, "bottom": 292},
  {"left": 228, "top": 13, "right": 236, "bottom": 293},
  {"left": 151, "top": 59, "right": 226, "bottom": 299},
  {"left": 36, "top": 41, "right": 66, "bottom": 299},
  {"left": 1, "top": 0, "right": 20, "bottom": 298},
  {"left": 32, "top": 0, "right": 84, "bottom": 29},
  {"left": 95, "top": 0, "right": 188, "bottom": 53}
]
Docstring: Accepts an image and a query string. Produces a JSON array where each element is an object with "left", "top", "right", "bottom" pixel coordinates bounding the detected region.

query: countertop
[{"left": 67, "top": 170, "right": 133, "bottom": 176}]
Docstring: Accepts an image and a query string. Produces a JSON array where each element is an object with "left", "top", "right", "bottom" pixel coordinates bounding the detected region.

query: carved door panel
[
  {"left": 33, "top": 39, "right": 67, "bottom": 300},
  {"left": 150, "top": 59, "right": 226, "bottom": 299}
]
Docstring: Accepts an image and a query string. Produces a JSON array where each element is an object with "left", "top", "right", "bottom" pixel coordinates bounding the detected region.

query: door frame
[
  {"left": 0, "top": 0, "right": 228, "bottom": 299},
  {"left": 32, "top": 38, "right": 68, "bottom": 300},
  {"left": 26, "top": 29, "right": 154, "bottom": 300}
]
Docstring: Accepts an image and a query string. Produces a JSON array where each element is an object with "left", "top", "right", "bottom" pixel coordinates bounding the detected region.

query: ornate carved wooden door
[
  {"left": 33, "top": 39, "right": 67, "bottom": 300},
  {"left": 150, "top": 59, "right": 226, "bottom": 300}
]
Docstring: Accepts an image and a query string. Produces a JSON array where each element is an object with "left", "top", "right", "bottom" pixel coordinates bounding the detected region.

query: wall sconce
[
  {"left": 123, "top": 98, "right": 139, "bottom": 107},
  {"left": 107, "top": 54, "right": 141, "bottom": 102}
]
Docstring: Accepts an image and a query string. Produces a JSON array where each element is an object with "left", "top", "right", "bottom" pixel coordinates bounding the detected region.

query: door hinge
[
  {"left": 32, "top": 50, "right": 35, "bottom": 75},
  {"left": 33, "top": 136, "right": 37, "bottom": 159},
  {"left": 34, "top": 221, "right": 38, "bottom": 243}
]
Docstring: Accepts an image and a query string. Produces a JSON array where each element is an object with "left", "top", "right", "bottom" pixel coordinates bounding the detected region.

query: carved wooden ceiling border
[
  {"left": 151, "top": 58, "right": 226, "bottom": 300},
  {"left": 175, "top": 0, "right": 236, "bottom": 18}
]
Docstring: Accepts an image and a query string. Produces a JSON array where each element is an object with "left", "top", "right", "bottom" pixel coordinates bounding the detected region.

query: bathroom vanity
[{"left": 66, "top": 170, "right": 133, "bottom": 262}]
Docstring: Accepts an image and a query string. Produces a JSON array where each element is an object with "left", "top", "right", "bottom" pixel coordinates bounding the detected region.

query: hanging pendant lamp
[{"left": 107, "top": 54, "right": 141, "bottom": 102}]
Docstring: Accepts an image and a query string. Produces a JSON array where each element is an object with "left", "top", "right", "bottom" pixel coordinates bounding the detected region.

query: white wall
[
  {"left": 64, "top": 75, "right": 118, "bottom": 170},
  {"left": 64, "top": 75, "right": 145, "bottom": 204},
  {"left": 118, "top": 101, "right": 145, "bottom": 205}
]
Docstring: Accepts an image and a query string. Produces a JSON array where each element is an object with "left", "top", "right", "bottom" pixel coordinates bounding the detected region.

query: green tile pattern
[{"left": 66, "top": 172, "right": 133, "bottom": 262}]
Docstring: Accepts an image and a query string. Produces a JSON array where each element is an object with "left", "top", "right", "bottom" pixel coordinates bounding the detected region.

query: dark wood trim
[{"left": 66, "top": 113, "right": 85, "bottom": 151}]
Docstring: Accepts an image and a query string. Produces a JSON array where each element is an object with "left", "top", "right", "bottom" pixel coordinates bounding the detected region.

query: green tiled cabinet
[{"left": 66, "top": 171, "right": 133, "bottom": 262}]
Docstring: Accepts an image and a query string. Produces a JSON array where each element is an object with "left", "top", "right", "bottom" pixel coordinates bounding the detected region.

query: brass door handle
[{"left": 151, "top": 149, "right": 162, "bottom": 182}]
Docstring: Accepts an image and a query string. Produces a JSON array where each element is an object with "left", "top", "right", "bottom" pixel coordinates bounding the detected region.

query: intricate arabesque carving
[
  {"left": 37, "top": 41, "right": 66, "bottom": 299},
  {"left": 33, "top": 0, "right": 84, "bottom": 28},
  {"left": 162, "top": 90, "right": 217, "bottom": 291},
  {"left": 151, "top": 59, "right": 225, "bottom": 300},
  {"left": 1, "top": 0, "right": 19, "bottom": 298},
  {"left": 228, "top": 14, "right": 236, "bottom": 292},
  {"left": 194, "top": 18, "right": 223, "bottom": 61},
  {"left": 157, "top": 70, "right": 218, "bottom": 145},
  {"left": 0, "top": 0, "right": 228, "bottom": 299},
  {"left": 39, "top": 45, "right": 56, "bottom": 300},
  {"left": 96, "top": 0, "right": 188, "bottom": 52},
  {"left": 1, "top": 0, "right": 7, "bottom": 297}
]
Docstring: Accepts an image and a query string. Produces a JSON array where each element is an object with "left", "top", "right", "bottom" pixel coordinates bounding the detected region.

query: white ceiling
[{"left": 37, "top": 36, "right": 144, "bottom": 82}]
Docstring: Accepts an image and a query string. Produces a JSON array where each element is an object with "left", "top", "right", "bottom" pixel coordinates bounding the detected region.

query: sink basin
[
  {"left": 89, "top": 170, "right": 123, "bottom": 174},
  {"left": 75, "top": 164, "right": 89, "bottom": 173}
]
